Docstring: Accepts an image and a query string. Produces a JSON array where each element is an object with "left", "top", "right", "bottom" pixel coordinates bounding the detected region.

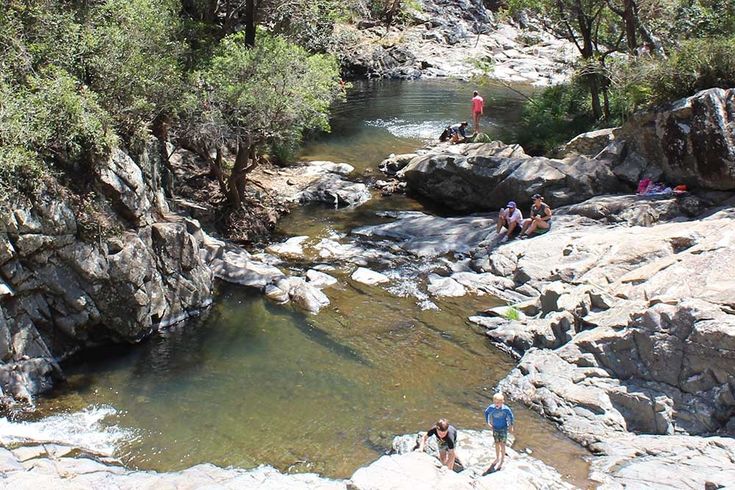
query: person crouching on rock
[
  {"left": 497, "top": 201, "right": 523, "bottom": 242},
  {"left": 439, "top": 122, "right": 469, "bottom": 143},
  {"left": 483, "top": 393, "right": 515, "bottom": 473},
  {"left": 418, "top": 418, "right": 457, "bottom": 469},
  {"left": 521, "top": 194, "right": 552, "bottom": 237}
]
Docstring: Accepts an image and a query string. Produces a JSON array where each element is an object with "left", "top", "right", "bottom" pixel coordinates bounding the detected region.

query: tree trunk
[
  {"left": 227, "top": 143, "right": 259, "bottom": 209},
  {"left": 623, "top": 0, "right": 637, "bottom": 54},
  {"left": 244, "top": 0, "right": 257, "bottom": 47},
  {"left": 589, "top": 74, "right": 603, "bottom": 121},
  {"left": 210, "top": 147, "right": 228, "bottom": 197},
  {"left": 385, "top": 0, "right": 401, "bottom": 28},
  {"left": 151, "top": 115, "right": 174, "bottom": 198}
]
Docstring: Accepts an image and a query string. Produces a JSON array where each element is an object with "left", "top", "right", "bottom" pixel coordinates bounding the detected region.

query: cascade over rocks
[{"left": 338, "top": 0, "right": 578, "bottom": 84}]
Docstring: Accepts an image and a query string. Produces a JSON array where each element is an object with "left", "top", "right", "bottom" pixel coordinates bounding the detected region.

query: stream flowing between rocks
[{"left": 11, "top": 80, "right": 591, "bottom": 486}]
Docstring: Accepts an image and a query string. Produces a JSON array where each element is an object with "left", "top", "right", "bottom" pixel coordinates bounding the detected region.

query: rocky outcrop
[
  {"left": 455, "top": 195, "right": 735, "bottom": 488},
  {"left": 620, "top": 88, "right": 735, "bottom": 190},
  {"left": 396, "top": 141, "right": 626, "bottom": 211},
  {"left": 390, "top": 88, "right": 735, "bottom": 211},
  {"left": 0, "top": 143, "right": 214, "bottom": 408},
  {"left": 338, "top": 1, "right": 578, "bottom": 84}
]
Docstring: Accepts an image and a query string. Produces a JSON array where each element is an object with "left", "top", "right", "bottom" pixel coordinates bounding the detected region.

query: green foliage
[
  {"left": 86, "top": 0, "right": 186, "bottom": 138},
  {"left": 513, "top": 81, "right": 597, "bottom": 155},
  {"left": 502, "top": 306, "right": 522, "bottom": 321},
  {"left": 671, "top": 0, "right": 735, "bottom": 40},
  {"left": 0, "top": 69, "right": 115, "bottom": 192},
  {"left": 645, "top": 37, "right": 735, "bottom": 103},
  {"left": 188, "top": 31, "right": 342, "bottom": 151},
  {"left": 268, "top": 0, "right": 349, "bottom": 53}
]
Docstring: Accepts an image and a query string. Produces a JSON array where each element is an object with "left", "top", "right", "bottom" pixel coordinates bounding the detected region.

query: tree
[
  {"left": 181, "top": 32, "right": 341, "bottom": 209},
  {"left": 510, "top": 0, "right": 625, "bottom": 120}
]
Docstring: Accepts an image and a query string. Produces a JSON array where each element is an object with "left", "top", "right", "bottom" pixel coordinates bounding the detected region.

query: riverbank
[
  {"left": 338, "top": 0, "right": 578, "bottom": 85},
  {"left": 0, "top": 428, "right": 575, "bottom": 489}
]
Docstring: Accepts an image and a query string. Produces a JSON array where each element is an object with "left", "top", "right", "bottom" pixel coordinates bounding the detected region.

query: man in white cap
[{"left": 496, "top": 201, "right": 523, "bottom": 241}]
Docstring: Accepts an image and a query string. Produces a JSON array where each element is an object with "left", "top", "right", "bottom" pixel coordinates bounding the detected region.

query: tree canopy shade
[{"left": 181, "top": 31, "right": 342, "bottom": 208}]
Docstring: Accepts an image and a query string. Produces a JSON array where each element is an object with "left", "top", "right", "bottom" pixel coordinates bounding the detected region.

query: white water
[
  {"left": 366, "top": 117, "right": 449, "bottom": 141},
  {"left": 0, "top": 405, "right": 134, "bottom": 455}
]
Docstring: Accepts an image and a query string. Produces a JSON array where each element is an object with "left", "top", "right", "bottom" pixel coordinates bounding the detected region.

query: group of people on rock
[
  {"left": 496, "top": 193, "right": 552, "bottom": 242},
  {"left": 419, "top": 393, "right": 515, "bottom": 474},
  {"left": 437, "top": 91, "right": 554, "bottom": 243}
]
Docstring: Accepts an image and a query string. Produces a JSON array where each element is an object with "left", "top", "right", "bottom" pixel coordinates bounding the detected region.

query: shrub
[
  {"left": 645, "top": 37, "right": 735, "bottom": 104},
  {"left": 512, "top": 80, "right": 597, "bottom": 155}
]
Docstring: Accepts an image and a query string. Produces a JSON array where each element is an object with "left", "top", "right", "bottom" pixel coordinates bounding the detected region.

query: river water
[{"left": 13, "top": 79, "right": 591, "bottom": 486}]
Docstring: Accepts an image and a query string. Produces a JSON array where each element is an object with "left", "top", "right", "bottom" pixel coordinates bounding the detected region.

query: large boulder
[
  {"left": 397, "top": 141, "right": 626, "bottom": 211},
  {"left": 621, "top": 87, "right": 735, "bottom": 190}
]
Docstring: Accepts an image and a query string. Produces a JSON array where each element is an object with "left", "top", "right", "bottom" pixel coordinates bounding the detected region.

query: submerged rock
[{"left": 306, "top": 269, "right": 338, "bottom": 288}]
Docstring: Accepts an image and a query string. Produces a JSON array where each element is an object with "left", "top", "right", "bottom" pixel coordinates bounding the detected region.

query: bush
[
  {"left": 512, "top": 81, "right": 597, "bottom": 155},
  {"left": 645, "top": 37, "right": 735, "bottom": 104}
]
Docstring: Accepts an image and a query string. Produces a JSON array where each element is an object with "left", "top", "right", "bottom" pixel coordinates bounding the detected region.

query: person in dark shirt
[
  {"left": 418, "top": 418, "right": 457, "bottom": 469},
  {"left": 521, "top": 193, "right": 552, "bottom": 237},
  {"left": 439, "top": 122, "right": 469, "bottom": 143}
]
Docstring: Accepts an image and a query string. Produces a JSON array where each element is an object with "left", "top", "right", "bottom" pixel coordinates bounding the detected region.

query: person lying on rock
[
  {"left": 496, "top": 201, "right": 523, "bottom": 241},
  {"left": 418, "top": 418, "right": 458, "bottom": 469},
  {"left": 521, "top": 194, "right": 552, "bottom": 237},
  {"left": 483, "top": 392, "right": 515, "bottom": 473}
]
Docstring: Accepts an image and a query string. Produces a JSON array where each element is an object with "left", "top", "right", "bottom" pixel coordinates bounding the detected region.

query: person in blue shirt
[{"left": 483, "top": 392, "right": 515, "bottom": 473}]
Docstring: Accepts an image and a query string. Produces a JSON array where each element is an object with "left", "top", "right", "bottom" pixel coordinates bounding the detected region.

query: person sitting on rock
[
  {"left": 418, "top": 418, "right": 458, "bottom": 470},
  {"left": 483, "top": 393, "right": 515, "bottom": 473},
  {"left": 521, "top": 194, "right": 552, "bottom": 237},
  {"left": 497, "top": 201, "right": 523, "bottom": 241}
]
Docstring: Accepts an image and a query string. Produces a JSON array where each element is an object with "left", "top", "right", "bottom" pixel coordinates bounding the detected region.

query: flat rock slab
[{"left": 354, "top": 213, "right": 493, "bottom": 257}]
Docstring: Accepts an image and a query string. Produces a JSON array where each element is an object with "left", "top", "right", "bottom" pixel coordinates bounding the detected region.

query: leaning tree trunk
[{"left": 227, "top": 142, "right": 259, "bottom": 209}]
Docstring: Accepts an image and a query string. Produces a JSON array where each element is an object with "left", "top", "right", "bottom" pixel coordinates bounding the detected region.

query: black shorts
[{"left": 504, "top": 223, "right": 522, "bottom": 237}]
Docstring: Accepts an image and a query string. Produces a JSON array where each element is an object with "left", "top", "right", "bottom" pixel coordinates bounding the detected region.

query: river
[{"left": 11, "top": 79, "right": 592, "bottom": 487}]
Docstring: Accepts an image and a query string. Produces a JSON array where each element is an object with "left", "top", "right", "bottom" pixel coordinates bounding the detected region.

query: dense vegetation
[
  {"left": 505, "top": 0, "right": 735, "bottom": 154},
  {"left": 0, "top": 0, "right": 395, "bottom": 207}
]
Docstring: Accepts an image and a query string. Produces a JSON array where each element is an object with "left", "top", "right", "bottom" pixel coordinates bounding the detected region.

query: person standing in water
[
  {"left": 483, "top": 393, "right": 514, "bottom": 473},
  {"left": 471, "top": 91, "right": 484, "bottom": 134}
]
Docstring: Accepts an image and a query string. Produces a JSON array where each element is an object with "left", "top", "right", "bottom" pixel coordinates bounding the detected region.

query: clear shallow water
[
  {"left": 19, "top": 79, "right": 591, "bottom": 486},
  {"left": 299, "top": 78, "right": 528, "bottom": 173}
]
